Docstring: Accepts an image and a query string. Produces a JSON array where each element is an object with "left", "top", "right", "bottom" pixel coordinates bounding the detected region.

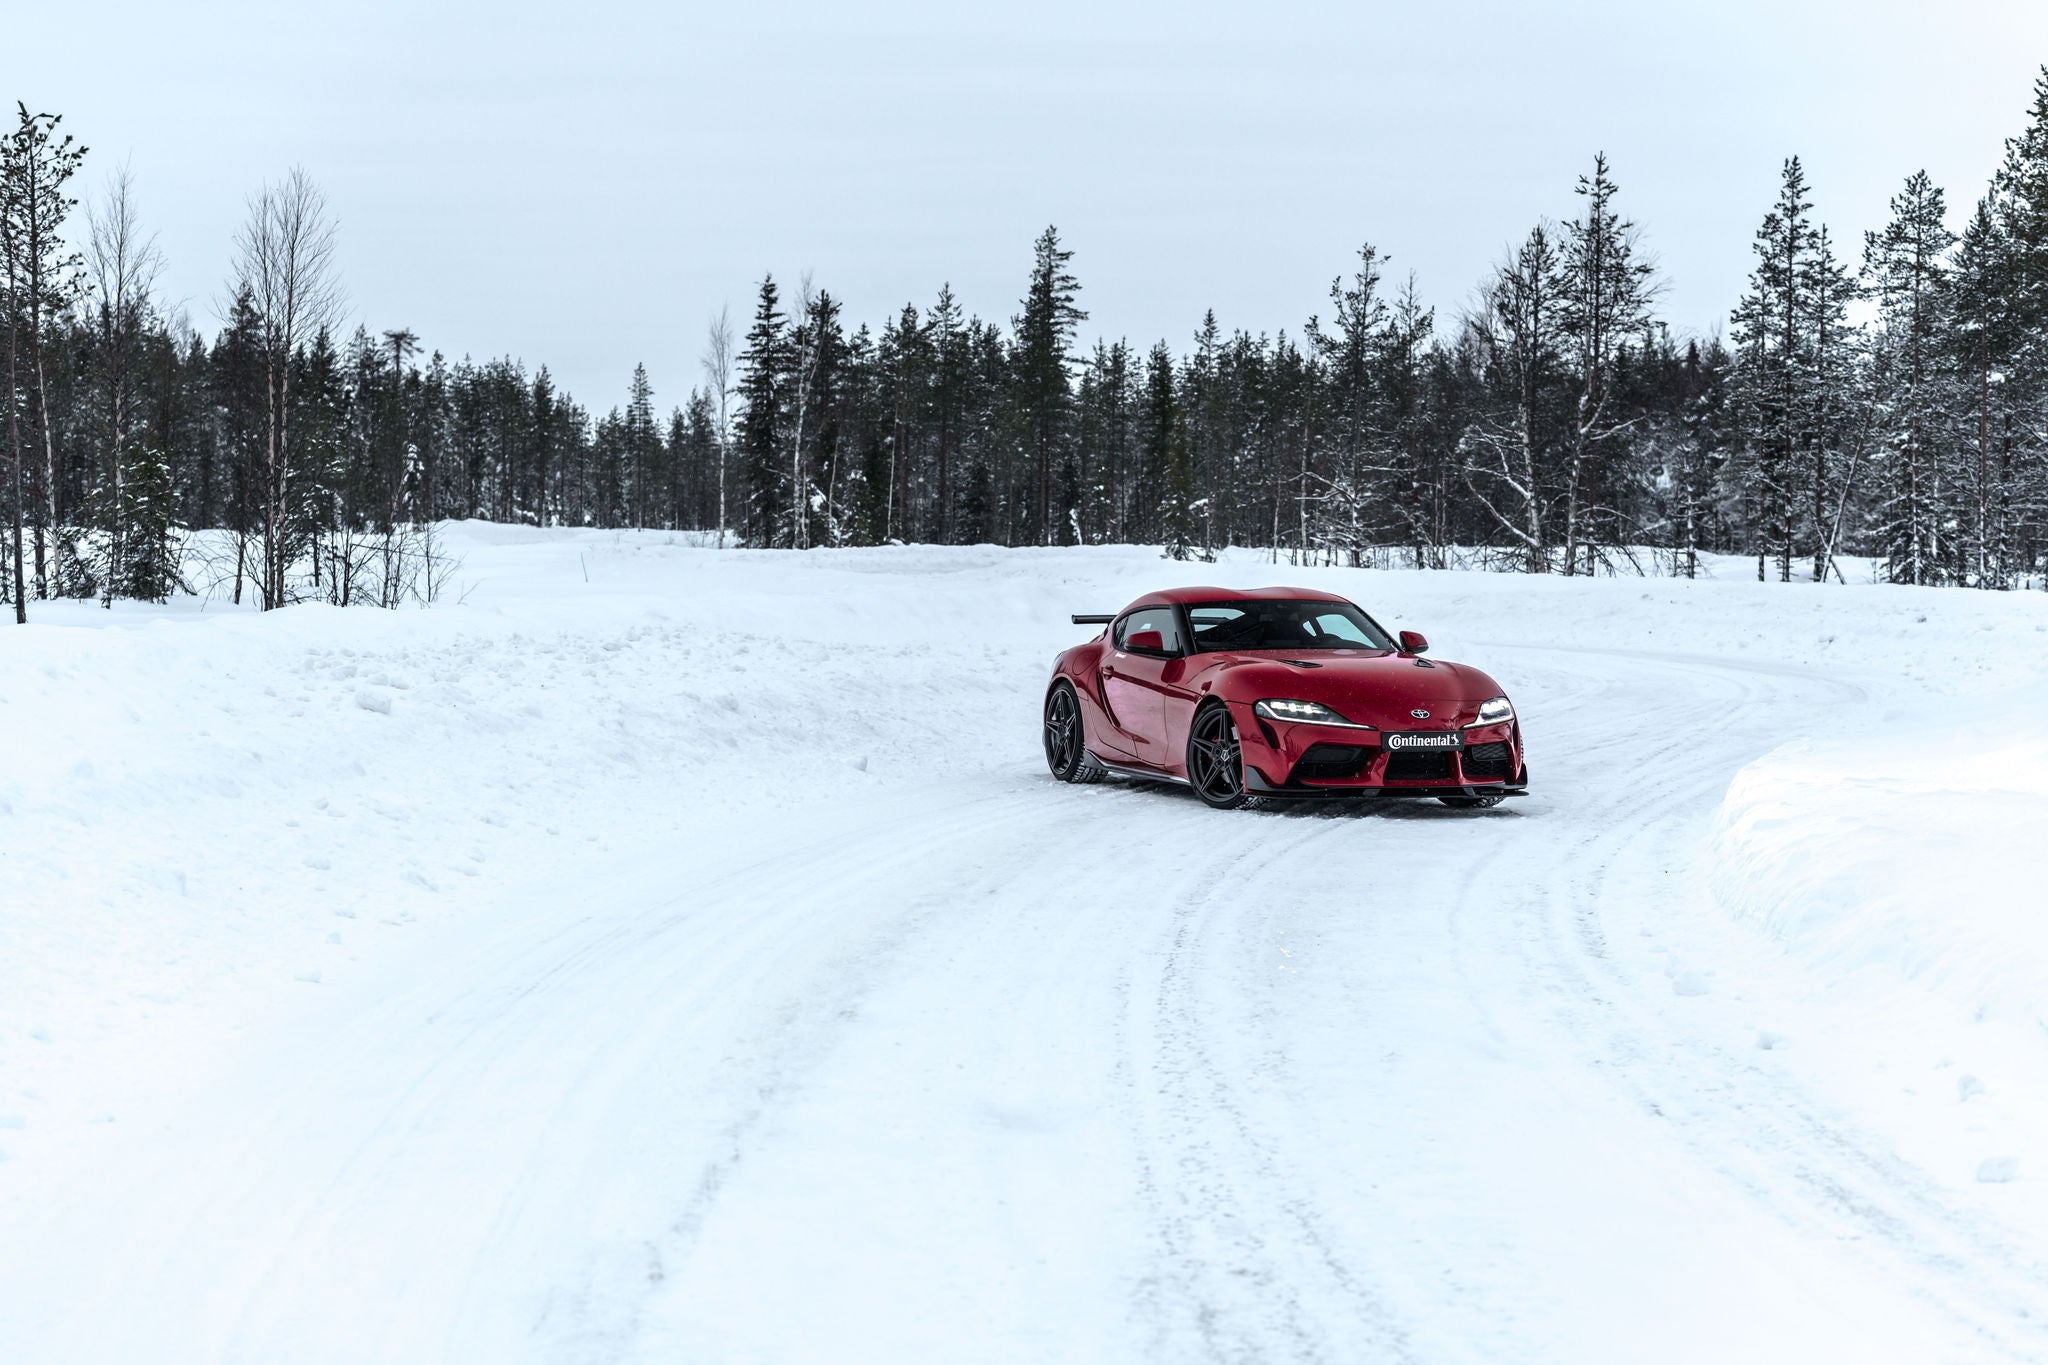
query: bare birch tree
[
  {"left": 788, "top": 270, "right": 817, "bottom": 550},
  {"left": 87, "top": 165, "right": 166, "bottom": 605},
  {"left": 229, "top": 167, "right": 341, "bottom": 609},
  {"left": 702, "top": 305, "right": 735, "bottom": 549}
]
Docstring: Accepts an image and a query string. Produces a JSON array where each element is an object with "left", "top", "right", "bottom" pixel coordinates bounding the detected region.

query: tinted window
[
  {"left": 1186, "top": 600, "right": 1395, "bottom": 652},
  {"left": 1116, "top": 606, "right": 1183, "bottom": 654}
]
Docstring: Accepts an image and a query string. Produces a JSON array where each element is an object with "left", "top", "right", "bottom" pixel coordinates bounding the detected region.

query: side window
[
  {"left": 1115, "top": 607, "right": 1182, "bottom": 655},
  {"left": 1188, "top": 605, "right": 1248, "bottom": 649}
]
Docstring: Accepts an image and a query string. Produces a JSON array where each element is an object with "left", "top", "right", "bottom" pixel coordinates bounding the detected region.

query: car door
[{"left": 1101, "top": 607, "right": 1183, "bottom": 766}]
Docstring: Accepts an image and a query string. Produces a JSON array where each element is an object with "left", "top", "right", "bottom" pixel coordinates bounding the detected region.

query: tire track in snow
[
  {"left": 1476, "top": 644, "right": 2048, "bottom": 1361},
  {"left": 4, "top": 790, "right": 1063, "bottom": 1365},
  {"left": 13, "top": 634, "right": 2046, "bottom": 1363},
  {"left": 1113, "top": 794, "right": 1416, "bottom": 1365}
]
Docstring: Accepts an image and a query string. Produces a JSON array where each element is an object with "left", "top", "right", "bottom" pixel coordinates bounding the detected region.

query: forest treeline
[{"left": 5, "top": 71, "right": 2048, "bottom": 619}]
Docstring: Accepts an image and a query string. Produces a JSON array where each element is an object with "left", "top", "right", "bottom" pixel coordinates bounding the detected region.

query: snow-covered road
[{"left": 4, "top": 531, "right": 2046, "bottom": 1363}]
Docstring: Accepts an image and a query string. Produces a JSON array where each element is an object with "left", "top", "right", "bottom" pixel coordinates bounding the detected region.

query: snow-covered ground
[{"left": 3, "top": 526, "right": 2047, "bottom": 1363}]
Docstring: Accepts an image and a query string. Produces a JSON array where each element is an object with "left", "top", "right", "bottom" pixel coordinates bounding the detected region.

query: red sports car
[{"left": 1042, "top": 586, "right": 1527, "bottom": 810}]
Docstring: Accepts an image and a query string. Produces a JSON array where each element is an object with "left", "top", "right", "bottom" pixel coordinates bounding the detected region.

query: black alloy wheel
[
  {"left": 1186, "top": 703, "right": 1251, "bottom": 810},
  {"left": 1044, "top": 683, "right": 1100, "bottom": 783}
]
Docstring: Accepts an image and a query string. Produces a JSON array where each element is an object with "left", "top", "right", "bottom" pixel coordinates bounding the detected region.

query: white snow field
[{"left": 4, "top": 526, "right": 2048, "bottom": 1365}]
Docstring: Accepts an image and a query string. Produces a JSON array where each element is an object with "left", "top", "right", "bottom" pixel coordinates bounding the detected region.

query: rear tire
[
  {"left": 1186, "top": 702, "right": 1251, "bottom": 810},
  {"left": 1044, "top": 682, "right": 1101, "bottom": 784}
]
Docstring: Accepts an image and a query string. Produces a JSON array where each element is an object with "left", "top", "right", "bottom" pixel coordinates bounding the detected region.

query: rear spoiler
[{"left": 1071, "top": 614, "right": 1114, "bottom": 626}]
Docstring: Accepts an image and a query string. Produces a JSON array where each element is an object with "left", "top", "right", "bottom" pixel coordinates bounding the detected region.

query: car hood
[{"left": 1195, "top": 650, "right": 1506, "bottom": 730}]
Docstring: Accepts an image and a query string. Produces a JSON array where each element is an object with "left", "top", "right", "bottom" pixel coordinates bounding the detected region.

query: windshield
[{"left": 1185, "top": 600, "right": 1396, "bottom": 653}]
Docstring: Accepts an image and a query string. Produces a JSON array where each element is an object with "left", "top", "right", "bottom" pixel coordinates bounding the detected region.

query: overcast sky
[{"left": 12, "top": 1, "right": 2048, "bottom": 409}]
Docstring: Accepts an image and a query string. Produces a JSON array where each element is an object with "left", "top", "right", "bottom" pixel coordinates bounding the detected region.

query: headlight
[
  {"left": 1255, "top": 698, "right": 1346, "bottom": 724},
  {"left": 1469, "top": 696, "right": 1514, "bottom": 727}
]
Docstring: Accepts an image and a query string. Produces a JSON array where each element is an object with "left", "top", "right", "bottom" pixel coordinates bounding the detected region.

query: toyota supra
[{"left": 1042, "top": 586, "right": 1528, "bottom": 810}]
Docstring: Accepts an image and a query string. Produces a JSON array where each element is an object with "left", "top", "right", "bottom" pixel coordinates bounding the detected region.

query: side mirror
[
  {"left": 1127, "top": 629, "right": 1166, "bottom": 654},
  {"left": 1399, "top": 630, "right": 1429, "bottom": 655}
]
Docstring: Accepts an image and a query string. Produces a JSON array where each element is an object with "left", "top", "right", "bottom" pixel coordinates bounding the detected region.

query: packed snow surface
[{"left": 3, "top": 526, "right": 2048, "bottom": 1363}]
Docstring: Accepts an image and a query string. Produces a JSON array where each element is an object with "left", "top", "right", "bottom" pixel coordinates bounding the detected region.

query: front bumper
[{"left": 1235, "top": 705, "right": 1527, "bottom": 798}]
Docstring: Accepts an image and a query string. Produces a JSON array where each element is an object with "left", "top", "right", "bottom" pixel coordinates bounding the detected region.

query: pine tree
[
  {"left": 1013, "top": 227, "right": 1085, "bottom": 545},
  {"left": 2, "top": 104, "right": 88, "bottom": 617},
  {"left": 737, "top": 276, "right": 787, "bottom": 546},
  {"left": 1306, "top": 244, "right": 1392, "bottom": 564},
  {"left": 1183, "top": 310, "right": 1224, "bottom": 555},
  {"left": 1992, "top": 66, "right": 2048, "bottom": 586},
  {"left": 1732, "top": 158, "right": 1817, "bottom": 581},
  {"left": 530, "top": 366, "right": 558, "bottom": 526},
  {"left": 1804, "top": 225, "right": 1862, "bottom": 582},
  {"left": 1377, "top": 278, "right": 1441, "bottom": 568},
  {"left": 209, "top": 288, "right": 268, "bottom": 603},
  {"left": 79, "top": 168, "right": 169, "bottom": 605},
  {"left": 1864, "top": 171, "right": 1956, "bottom": 585},
  {"left": 624, "top": 362, "right": 658, "bottom": 527},
  {"left": 1557, "top": 154, "right": 1657, "bottom": 575},
  {"left": 928, "top": 284, "right": 965, "bottom": 544},
  {"left": 1144, "top": 342, "right": 1196, "bottom": 560},
  {"left": 1673, "top": 339, "right": 1735, "bottom": 577},
  {"left": 112, "top": 442, "right": 183, "bottom": 600},
  {"left": 1465, "top": 226, "right": 1565, "bottom": 571},
  {"left": 876, "top": 302, "right": 930, "bottom": 542},
  {"left": 1951, "top": 199, "right": 2015, "bottom": 585},
  {"left": 1076, "top": 339, "right": 1136, "bottom": 542}
]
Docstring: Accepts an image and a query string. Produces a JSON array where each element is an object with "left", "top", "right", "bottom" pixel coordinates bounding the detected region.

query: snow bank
[
  {"left": 5, "top": 527, "right": 2047, "bottom": 1176},
  {"left": 1710, "top": 688, "right": 2048, "bottom": 1028},
  {"left": 9, "top": 527, "right": 2048, "bottom": 1361}
]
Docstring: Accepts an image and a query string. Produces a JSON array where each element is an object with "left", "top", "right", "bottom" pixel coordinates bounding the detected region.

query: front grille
[
  {"left": 1463, "top": 741, "right": 1513, "bottom": 779},
  {"left": 1293, "top": 743, "right": 1371, "bottom": 781},
  {"left": 1383, "top": 750, "right": 1452, "bottom": 782}
]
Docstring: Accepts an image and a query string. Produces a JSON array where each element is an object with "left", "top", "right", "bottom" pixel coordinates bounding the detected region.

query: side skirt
[{"left": 1088, "top": 752, "right": 1191, "bottom": 787}]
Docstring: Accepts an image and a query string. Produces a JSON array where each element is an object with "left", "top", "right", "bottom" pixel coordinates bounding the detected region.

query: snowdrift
[{"left": 1711, "top": 690, "right": 2048, "bottom": 1028}]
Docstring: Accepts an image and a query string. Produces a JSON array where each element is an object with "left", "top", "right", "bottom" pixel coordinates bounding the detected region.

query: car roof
[{"left": 1123, "top": 585, "right": 1353, "bottom": 611}]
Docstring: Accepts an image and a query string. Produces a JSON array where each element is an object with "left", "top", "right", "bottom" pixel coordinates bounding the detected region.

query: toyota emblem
[{"left": 1410, "top": 709, "right": 1431, "bottom": 719}]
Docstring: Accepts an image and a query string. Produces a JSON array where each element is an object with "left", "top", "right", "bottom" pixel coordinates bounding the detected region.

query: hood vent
[{"left": 1280, "top": 659, "right": 1323, "bottom": 669}]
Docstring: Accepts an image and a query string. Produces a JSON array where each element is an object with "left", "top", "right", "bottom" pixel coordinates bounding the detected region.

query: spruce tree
[
  {"left": 1674, "top": 339, "right": 1735, "bottom": 578},
  {"left": 82, "top": 168, "right": 168, "bottom": 605},
  {"left": 736, "top": 277, "right": 786, "bottom": 546},
  {"left": 1804, "top": 224, "right": 1862, "bottom": 582},
  {"left": 1864, "top": 171, "right": 1956, "bottom": 585},
  {"left": 1013, "top": 227, "right": 1085, "bottom": 545},
  {"left": 1466, "top": 226, "right": 1565, "bottom": 571},
  {"left": 1146, "top": 341, "right": 1196, "bottom": 560},
  {"left": 1306, "top": 244, "right": 1392, "bottom": 564},
  {"left": 1732, "top": 158, "right": 1817, "bottom": 581},
  {"left": 2, "top": 104, "right": 88, "bottom": 616},
  {"left": 928, "top": 284, "right": 965, "bottom": 544},
  {"left": 1951, "top": 199, "right": 2014, "bottom": 585},
  {"left": 625, "top": 363, "right": 658, "bottom": 527},
  {"left": 1992, "top": 66, "right": 2048, "bottom": 585},
  {"left": 1557, "top": 154, "right": 1657, "bottom": 575},
  {"left": 792, "top": 289, "right": 845, "bottom": 546},
  {"left": 876, "top": 302, "right": 930, "bottom": 542},
  {"left": 1377, "top": 279, "right": 1441, "bottom": 568},
  {"left": 530, "top": 366, "right": 558, "bottom": 526}
]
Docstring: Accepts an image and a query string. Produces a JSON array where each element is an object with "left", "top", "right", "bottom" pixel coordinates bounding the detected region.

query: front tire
[
  {"left": 1186, "top": 703, "right": 1250, "bottom": 810},
  {"left": 1044, "top": 682, "right": 1100, "bottom": 783}
]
